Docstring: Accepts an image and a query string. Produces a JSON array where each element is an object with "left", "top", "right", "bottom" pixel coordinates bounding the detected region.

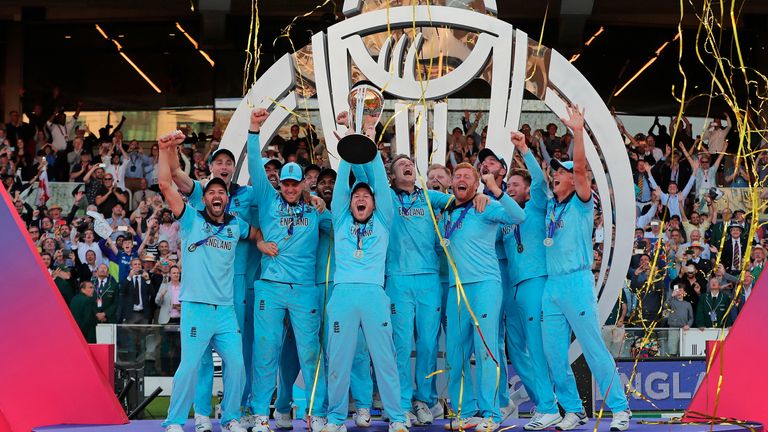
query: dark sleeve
[{"left": 694, "top": 299, "right": 706, "bottom": 327}]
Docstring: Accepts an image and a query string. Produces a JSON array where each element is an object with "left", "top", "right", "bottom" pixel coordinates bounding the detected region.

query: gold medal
[
  {"left": 354, "top": 250, "right": 364, "bottom": 259},
  {"left": 543, "top": 238, "right": 554, "bottom": 247},
  {"left": 188, "top": 244, "right": 198, "bottom": 252},
  {"left": 441, "top": 238, "right": 450, "bottom": 247},
  {"left": 517, "top": 244, "right": 524, "bottom": 253}
]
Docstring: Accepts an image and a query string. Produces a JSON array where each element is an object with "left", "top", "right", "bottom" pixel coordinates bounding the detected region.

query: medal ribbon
[
  {"left": 354, "top": 218, "right": 371, "bottom": 253},
  {"left": 281, "top": 195, "right": 305, "bottom": 238},
  {"left": 443, "top": 202, "right": 473, "bottom": 240},
  {"left": 513, "top": 225, "right": 522, "bottom": 249},
  {"left": 545, "top": 198, "right": 569, "bottom": 241}
]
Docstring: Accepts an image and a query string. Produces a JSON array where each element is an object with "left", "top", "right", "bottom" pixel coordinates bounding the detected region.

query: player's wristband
[{"left": 248, "top": 130, "right": 260, "bottom": 135}]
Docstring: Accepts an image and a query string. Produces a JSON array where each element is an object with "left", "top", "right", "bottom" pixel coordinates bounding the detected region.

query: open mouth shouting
[
  {"left": 211, "top": 198, "right": 224, "bottom": 212},
  {"left": 455, "top": 182, "right": 469, "bottom": 193}
]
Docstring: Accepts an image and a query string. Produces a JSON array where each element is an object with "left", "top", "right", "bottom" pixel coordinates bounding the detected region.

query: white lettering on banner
[{"left": 614, "top": 371, "right": 707, "bottom": 401}]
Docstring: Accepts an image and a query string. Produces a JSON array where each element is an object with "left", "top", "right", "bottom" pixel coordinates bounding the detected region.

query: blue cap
[
  {"left": 280, "top": 162, "right": 303, "bottom": 182},
  {"left": 262, "top": 158, "right": 283, "bottom": 170},
  {"left": 209, "top": 148, "right": 236, "bottom": 164},
  {"left": 550, "top": 159, "right": 574, "bottom": 173}
]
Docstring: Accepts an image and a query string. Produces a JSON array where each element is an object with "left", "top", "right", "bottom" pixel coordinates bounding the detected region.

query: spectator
[
  {"left": 95, "top": 173, "right": 129, "bottom": 216},
  {"left": 157, "top": 209, "right": 180, "bottom": 253},
  {"left": 629, "top": 253, "right": 665, "bottom": 324},
  {"left": 46, "top": 104, "right": 81, "bottom": 152},
  {"left": 685, "top": 240, "right": 713, "bottom": 275},
  {"left": 671, "top": 264, "right": 704, "bottom": 312},
  {"left": 652, "top": 148, "right": 692, "bottom": 194},
  {"left": 77, "top": 249, "right": 99, "bottom": 283},
  {"left": 74, "top": 229, "right": 104, "bottom": 266},
  {"left": 721, "top": 222, "right": 748, "bottom": 276},
  {"left": 646, "top": 161, "right": 698, "bottom": 219},
  {"left": 281, "top": 124, "right": 309, "bottom": 161},
  {"left": 702, "top": 113, "right": 732, "bottom": 154},
  {"left": 117, "top": 258, "right": 154, "bottom": 324},
  {"left": 125, "top": 140, "right": 150, "bottom": 191},
  {"left": 662, "top": 286, "right": 693, "bottom": 356},
  {"left": 144, "top": 143, "right": 160, "bottom": 187},
  {"left": 69, "top": 281, "right": 97, "bottom": 343},
  {"left": 92, "top": 263, "right": 119, "bottom": 324},
  {"left": 155, "top": 265, "right": 182, "bottom": 325},
  {"left": 131, "top": 178, "right": 158, "bottom": 211},
  {"left": 694, "top": 278, "right": 733, "bottom": 328},
  {"left": 104, "top": 145, "right": 131, "bottom": 190},
  {"left": 83, "top": 163, "right": 106, "bottom": 205},
  {"left": 750, "top": 244, "right": 766, "bottom": 280},
  {"left": 105, "top": 234, "right": 139, "bottom": 283},
  {"left": 730, "top": 271, "right": 755, "bottom": 322}
]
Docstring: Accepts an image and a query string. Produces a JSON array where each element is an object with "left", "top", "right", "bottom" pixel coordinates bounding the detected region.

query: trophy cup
[{"left": 337, "top": 80, "right": 384, "bottom": 164}]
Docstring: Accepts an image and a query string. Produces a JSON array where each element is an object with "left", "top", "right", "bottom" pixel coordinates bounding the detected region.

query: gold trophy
[{"left": 337, "top": 80, "right": 384, "bottom": 164}]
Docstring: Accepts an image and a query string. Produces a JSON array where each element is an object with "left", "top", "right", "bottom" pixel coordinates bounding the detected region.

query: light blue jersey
[
  {"left": 187, "top": 180, "right": 256, "bottom": 276},
  {"left": 502, "top": 150, "right": 549, "bottom": 286},
  {"left": 332, "top": 153, "right": 393, "bottom": 287},
  {"left": 315, "top": 223, "right": 335, "bottom": 284},
  {"left": 247, "top": 132, "right": 330, "bottom": 285},
  {"left": 177, "top": 204, "right": 250, "bottom": 305},
  {"left": 439, "top": 194, "right": 525, "bottom": 287},
  {"left": 544, "top": 192, "right": 594, "bottom": 276},
  {"left": 386, "top": 188, "right": 451, "bottom": 275}
]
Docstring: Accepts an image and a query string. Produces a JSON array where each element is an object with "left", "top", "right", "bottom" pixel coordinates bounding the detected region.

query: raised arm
[
  {"left": 331, "top": 160, "right": 352, "bottom": 216},
  {"left": 247, "top": 108, "right": 275, "bottom": 203},
  {"left": 681, "top": 162, "right": 698, "bottom": 197},
  {"left": 514, "top": 131, "right": 548, "bottom": 207},
  {"left": 562, "top": 105, "right": 591, "bottom": 202},
  {"left": 370, "top": 152, "right": 394, "bottom": 223},
  {"left": 158, "top": 131, "right": 187, "bottom": 218},
  {"left": 712, "top": 151, "right": 726, "bottom": 171},
  {"left": 481, "top": 173, "right": 525, "bottom": 224},
  {"left": 167, "top": 142, "right": 194, "bottom": 195}
]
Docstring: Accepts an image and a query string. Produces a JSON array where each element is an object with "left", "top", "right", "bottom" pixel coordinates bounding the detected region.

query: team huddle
[{"left": 158, "top": 103, "right": 632, "bottom": 432}]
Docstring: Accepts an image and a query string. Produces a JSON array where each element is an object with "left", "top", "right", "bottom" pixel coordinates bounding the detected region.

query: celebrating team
[{"left": 159, "top": 103, "right": 632, "bottom": 432}]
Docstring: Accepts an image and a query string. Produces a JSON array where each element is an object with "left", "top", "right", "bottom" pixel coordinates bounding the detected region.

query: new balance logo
[
  {"left": 333, "top": 321, "right": 340, "bottom": 333},
  {"left": 190, "top": 327, "right": 197, "bottom": 338},
  {"left": 391, "top": 304, "right": 397, "bottom": 315},
  {"left": 259, "top": 300, "right": 265, "bottom": 311}
]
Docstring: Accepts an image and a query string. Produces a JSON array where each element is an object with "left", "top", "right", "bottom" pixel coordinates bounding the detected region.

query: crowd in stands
[{"left": 2, "top": 93, "right": 766, "bottom": 356}]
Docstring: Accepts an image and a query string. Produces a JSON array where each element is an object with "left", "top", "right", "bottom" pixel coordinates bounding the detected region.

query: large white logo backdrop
[{"left": 220, "top": 2, "right": 634, "bottom": 362}]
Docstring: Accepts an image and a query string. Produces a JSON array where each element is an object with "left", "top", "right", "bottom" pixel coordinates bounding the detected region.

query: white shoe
[
  {"left": 555, "top": 412, "right": 588, "bottom": 431},
  {"left": 165, "top": 425, "right": 184, "bottom": 432},
  {"left": 405, "top": 411, "right": 416, "bottom": 428},
  {"left": 524, "top": 412, "right": 563, "bottom": 431},
  {"left": 430, "top": 401, "right": 445, "bottom": 419},
  {"left": 274, "top": 411, "right": 294, "bottom": 430},
  {"left": 239, "top": 415, "right": 256, "bottom": 429},
  {"left": 250, "top": 415, "right": 271, "bottom": 432},
  {"left": 354, "top": 408, "right": 372, "bottom": 427},
  {"left": 500, "top": 402, "right": 517, "bottom": 422},
  {"left": 610, "top": 410, "right": 632, "bottom": 431},
  {"left": 389, "top": 422, "right": 409, "bottom": 432},
  {"left": 474, "top": 418, "right": 500, "bottom": 432},
  {"left": 445, "top": 417, "right": 482, "bottom": 430},
  {"left": 195, "top": 414, "right": 213, "bottom": 432},
  {"left": 224, "top": 420, "right": 249, "bottom": 432},
  {"left": 413, "top": 401, "right": 434, "bottom": 425},
  {"left": 310, "top": 416, "right": 328, "bottom": 432},
  {"left": 321, "top": 424, "right": 347, "bottom": 432}
]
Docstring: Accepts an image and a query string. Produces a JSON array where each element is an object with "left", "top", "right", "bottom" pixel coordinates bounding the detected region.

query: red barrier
[
  {"left": 684, "top": 271, "right": 768, "bottom": 425},
  {"left": 0, "top": 188, "right": 127, "bottom": 430}
]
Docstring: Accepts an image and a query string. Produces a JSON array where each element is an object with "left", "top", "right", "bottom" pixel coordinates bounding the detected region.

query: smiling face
[
  {"left": 427, "top": 166, "right": 451, "bottom": 192},
  {"left": 264, "top": 163, "right": 280, "bottom": 188},
  {"left": 210, "top": 154, "right": 235, "bottom": 184},
  {"left": 452, "top": 166, "right": 479, "bottom": 204},
  {"left": 507, "top": 173, "right": 531, "bottom": 205},
  {"left": 480, "top": 156, "right": 505, "bottom": 180},
  {"left": 317, "top": 174, "right": 336, "bottom": 204},
  {"left": 552, "top": 168, "right": 575, "bottom": 200},
  {"left": 305, "top": 169, "right": 320, "bottom": 192},
  {"left": 203, "top": 183, "right": 229, "bottom": 219},
  {"left": 392, "top": 157, "right": 416, "bottom": 187},
  {"left": 170, "top": 266, "right": 181, "bottom": 282},
  {"left": 280, "top": 179, "right": 303, "bottom": 204}
]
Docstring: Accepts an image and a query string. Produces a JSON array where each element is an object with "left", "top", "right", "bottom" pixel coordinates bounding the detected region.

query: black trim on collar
[
  {"left": 555, "top": 191, "right": 577, "bottom": 205},
  {"left": 447, "top": 194, "right": 476, "bottom": 212},
  {"left": 391, "top": 186, "right": 422, "bottom": 196},
  {"left": 198, "top": 209, "right": 235, "bottom": 226}
]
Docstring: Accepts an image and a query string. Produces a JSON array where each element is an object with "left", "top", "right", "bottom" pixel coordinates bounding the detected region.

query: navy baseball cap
[
  {"left": 478, "top": 148, "right": 507, "bottom": 171},
  {"left": 203, "top": 176, "right": 228, "bottom": 193},
  {"left": 262, "top": 158, "right": 283, "bottom": 170},
  {"left": 550, "top": 159, "right": 574, "bottom": 173},
  {"left": 280, "top": 162, "right": 304, "bottom": 182},
  {"left": 209, "top": 148, "right": 236, "bottom": 164},
  {"left": 318, "top": 167, "right": 337, "bottom": 181}
]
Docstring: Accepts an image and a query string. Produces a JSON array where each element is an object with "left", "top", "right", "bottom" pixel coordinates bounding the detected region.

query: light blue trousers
[
  {"left": 250, "top": 279, "right": 327, "bottom": 416},
  {"left": 385, "top": 273, "right": 442, "bottom": 410},
  {"left": 542, "top": 270, "right": 629, "bottom": 413},
  {"left": 164, "top": 302, "right": 245, "bottom": 427},
  {"left": 325, "top": 283, "right": 404, "bottom": 425}
]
